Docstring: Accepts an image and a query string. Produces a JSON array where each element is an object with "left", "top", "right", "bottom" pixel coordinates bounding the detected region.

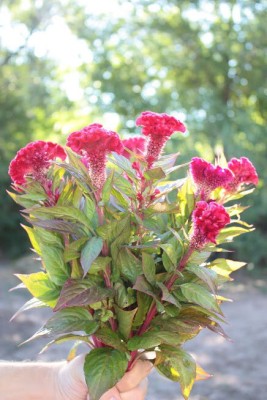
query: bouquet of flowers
[{"left": 8, "top": 111, "right": 258, "bottom": 400}]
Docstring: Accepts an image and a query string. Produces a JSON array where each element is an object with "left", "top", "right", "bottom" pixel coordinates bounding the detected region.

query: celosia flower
[
  {"left": 190, "top": 157, "right": 234, "bottom": 200},
  {"left": 191, "top": 201, "right": 230, "bottom": 248},
  {"left": 136, "top": 111, "right": 186, "bottom": 168},
  {"left": 121, "top": 137, "right": 146, "bottom": 159},
  {"left": 8, "top": 141, "right": 66, "bottom": 186},
  {"left": 67, "top": 123, "right": 123, "bottom": 189},
  {"left": 224, "top": 157, "right": 258, "bottom": 192}
]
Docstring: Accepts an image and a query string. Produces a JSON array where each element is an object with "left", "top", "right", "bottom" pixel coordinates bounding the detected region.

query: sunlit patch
[{"left": 170, "top": 367, "right": 180, "bottom": 378}]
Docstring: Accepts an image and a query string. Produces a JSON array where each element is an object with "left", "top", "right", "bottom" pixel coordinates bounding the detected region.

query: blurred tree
[
  {"left": 65, "top": 0, "right": 267, "bottom": 266},
  {"left": 0, "top": 0, "right": 266, "bottom": 267},
  {"left": 0, "top": 0, "right": 74, "bottom": 257}
]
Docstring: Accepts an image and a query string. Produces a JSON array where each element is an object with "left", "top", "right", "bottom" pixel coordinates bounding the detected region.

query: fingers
[
  {"left": 120, "top": 379, "right": 148, "bottom": 400},
  {"left": 116, "top": 360, "right": 153, "bottom": 393}
]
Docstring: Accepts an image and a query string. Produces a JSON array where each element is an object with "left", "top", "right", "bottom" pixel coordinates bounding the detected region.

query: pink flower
[
  {"left": 190, "top": 157, "right": 234, "bottom": 200},
  {"left": 121, "top": 137, "right": 146, "bottom": 159},
  {"left": 67, "top": 123, "right": 123, "bottom": 189},
  {"left": 136, "top": 111, "right": 186, "bottom": 168},
  {"left": 224, "top": 157, "right": 258, "bottom": 192},
  {"left": 8, "top": 141, "right": 66, "bottom": 186},
  {"left": 191, "top": 201, "right": 230, "bottom": 248}
]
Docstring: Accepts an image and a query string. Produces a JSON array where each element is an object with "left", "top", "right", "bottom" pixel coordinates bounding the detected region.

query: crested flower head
[
  {"left": 190, "top": 157, "right": 234, "bottom": 200},
  {"left": 191, "top": 201, "right": 230, "bottom": 248},
  {"left": 136, "top": 111, "right": 186, "bottom": 137},
  {"left": 8, "top": 141, "right": 66, "bottom": 186},
  {"left": 67, "top": 123, "right": 123, "bottom": 156},
  {"left": 67, "top": 123, "right": 123, "bottom": 189},
  {"left": 224, "top": 157, "right": 258, "bottom": 192},
  {"left": 136, "top": 111, "right": 186, "bottom": 168},
  {"left": 121, "top": 137, "right": 146, "bottom": 159}
]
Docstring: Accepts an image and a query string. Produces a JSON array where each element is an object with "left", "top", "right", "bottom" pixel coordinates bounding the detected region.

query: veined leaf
[
  {"left": 114, "top": 305, "right": 137, "bottom": 340},
  {"left": 113, "top": 174, "right": 136, "bottom": 197},
  {"left": 80, "top": 237, "right": 103, "bottom": 276},
  {"left": 144, "top": 167, "right": 166, "bottom": 180},
  {"left": 133, "top": 291, "right": 153, "bottom": 328},
  {"left": 110, "top": 152, "right": 138, "bottom": 181},
  {"left": 16, "top": 272, "right": 60, "bottom": 307},
  {"left": 156, "top": 346, "right": 196, "bottom": 400},
  {"left": 180, "top": 283, "right": 221, "bottom": 313},
  {"left": 54, "top": 279, "right": 114, "bottom": 311},
  {"left": 27, "top": 307, "right": 99, "bottom": 340},
  {"left": 39, "top": 243, "right": 70, "bottom": 286},
  {"left": 216, "top": 226, "right": 253, "bottom": 243},
  {"left": 94, "top": 327, "right": 127, "bottom": 351},
  {"left": 208, "top": 258, "right": 246, "bottom": 277},
  {"left": 186, "top": 265, "right": 217, "bottom": 294},
  {"left": 116, "top": 248, "right": 142, "bottom": 283},
  {"left": 142, "top": 252, "right": 156, "bottom": 284},
  {"left": 84, "top": 348, "right": 128, "bottom": 400}
]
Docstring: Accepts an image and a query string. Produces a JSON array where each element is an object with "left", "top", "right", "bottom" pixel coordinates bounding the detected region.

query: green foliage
[{"left": 84, "top": 348, "right": 128, "bottom": 400}]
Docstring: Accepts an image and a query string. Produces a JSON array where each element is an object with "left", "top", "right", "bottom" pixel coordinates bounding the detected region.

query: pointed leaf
[
  {"left": 81, "top": 237, "right": 103, "bottom": 276},
  {"left": 84, "top": 348, "right": 128, "bottom": 400}
]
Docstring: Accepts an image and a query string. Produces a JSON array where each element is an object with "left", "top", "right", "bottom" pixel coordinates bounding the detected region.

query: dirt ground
[{"left": 0, "top": 255, "right": 267, "bottom": 400}]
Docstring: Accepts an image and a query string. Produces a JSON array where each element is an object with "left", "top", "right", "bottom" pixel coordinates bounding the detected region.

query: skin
[{"left": 0, "top": 355, "right": 153, "bottom": 400}]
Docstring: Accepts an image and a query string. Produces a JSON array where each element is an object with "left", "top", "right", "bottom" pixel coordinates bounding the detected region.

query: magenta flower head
[
  {"left": 191, "top": 201, "right": 230, "bottom": 248},
  {"left": 190, "top": 157, "right": 234, "bottom": 200},
  {"left": 67, "top": 123, "right": 123, "bottom": 189},
  {"left": 121, "top": 137, "right": 146, "bottom": 159},
  {"left": 8, "top": 141, "right": 66, "bottom": 186},
  {"left": 224, "top": 157, "right": 258, "bottom": 192},
  {"left": 136, "top": 111, "right": 186, "bottom": 168}
]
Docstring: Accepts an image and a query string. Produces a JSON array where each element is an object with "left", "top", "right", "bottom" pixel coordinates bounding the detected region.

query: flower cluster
[
  {"left": 191, "top": 201, "right": 231, "bottom": 248},
  {"left": 121, "top": 137, "right": 146, "bottom": 158},
  {"left": 8, "top": 141, "right": 66, "bottom": 186},
  {"left": 190, "top": 157, "right": 233, "bottom": 200},
  {"left": 225, "top": 157, "right": 259, "bottom": 192},
  {"left": 136, "top": 111, "right": 186, "bottom": 168},
  {"left": 67, "top": 123, "right": 123, "bottom": 189}
]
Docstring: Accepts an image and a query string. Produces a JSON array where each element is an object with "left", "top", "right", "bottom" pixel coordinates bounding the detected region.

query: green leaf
[
  {"left": 111, "top": 186, "right": 130, "bottom": 208},
  {"left": 133, "top": 292, "right": 153, "bottom": 328},
  {"left": 81, "top": 237, "right": 104, "bottom": 276},
  {"left": 216, "top": 226, "right": 253, "bottom": 243},
  {"left": 84, "top": 348, "right": 128, "bottom": 400},
  {"left": 177, "top": 178, "right": 195, "bottom": 222},
  {"left": 39, "top": 334, "right": 90, "bottom": 354},
  {"left": 94, "top": 327, "right": 127, "bottom": 351},
  {"left": 110, "top": 152, "right": 138, "bottom": 181},
  {"left": 96, "top": 215, "right": 130, "bottom": 242},
  {"left": 90, "top": 256, "right": 112, "bottom": 275},
  {"left": 30, "top": 307, "right": 99, "bottom": 339},
  {"left": 16, "top": 272, "right": 60, "bottom": 307},
  {"left": 127, "top": 330, "right": 184, "bottom": 351},
  {"left": 114, "top": 305, "right": 137, "bottom": 340},
  {"left": 102, "top": 170, "right": 114, "bottom": 203},
  {"left": 156, "top": 346, "right": 196, "bottom": 400},
  {"left": 28, "top": 205, "right": 92, "bottom": 234},
  {"left": 54, "top": 279, "right": 114, "bottom": 311},
  {"left": 116, "top": 248, "right": 142, "bottom": 283},
  {"left": 113, "top": 174, "right": 136, "bottom": 197},
  {"left": 114, "top": 281, "right": 137, "bottom": 308},
  {"left": 39, "top": 243, "right": 70, "bottom": 286},
  {"left": 157, "top": 282, "right": 181, "bottom": 307},
  {"left": 186, "top": 265, "right": 217, "bottom": 293},
  {"left": 83, "top": 196, "right": 98, "bottom": 229},
  {"left": 180, "top": 283, "right": 221, "bottom": 313},
  {"left": 144, "top": 167, "right": 166, "bottom": 180},
  {"left": 208, "top": 258, "right": 246, "bottom": 277},
  {"left": 142, "top": 252, "right": 156, "bottom": 284}
]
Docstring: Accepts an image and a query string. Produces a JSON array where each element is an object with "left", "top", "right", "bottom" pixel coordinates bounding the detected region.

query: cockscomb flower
[
  {"left": 8, "top": 141, "right": 66, "bottom": 186},
  {"left": 191, "top": 201, "right": 230, "bottom": 248},
  {"left": 224, "top": 157, "right": 258, "bottom": 192},
  {"left": 67, "top": 123, "right": 123, "bottom": 189},
  {"left": 121, "top": 137, "right": 146, "bottom": 159},
  {"left": 190, "top": 157, "right": 234, "bottom": 200},
  {"left": 136, "top": 111, "right": 186, "bottom": 168}
]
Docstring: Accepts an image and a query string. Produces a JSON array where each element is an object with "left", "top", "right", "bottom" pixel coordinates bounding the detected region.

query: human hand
[{"left": 56, "top": 354, "right": 153, "bottom": 400}]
